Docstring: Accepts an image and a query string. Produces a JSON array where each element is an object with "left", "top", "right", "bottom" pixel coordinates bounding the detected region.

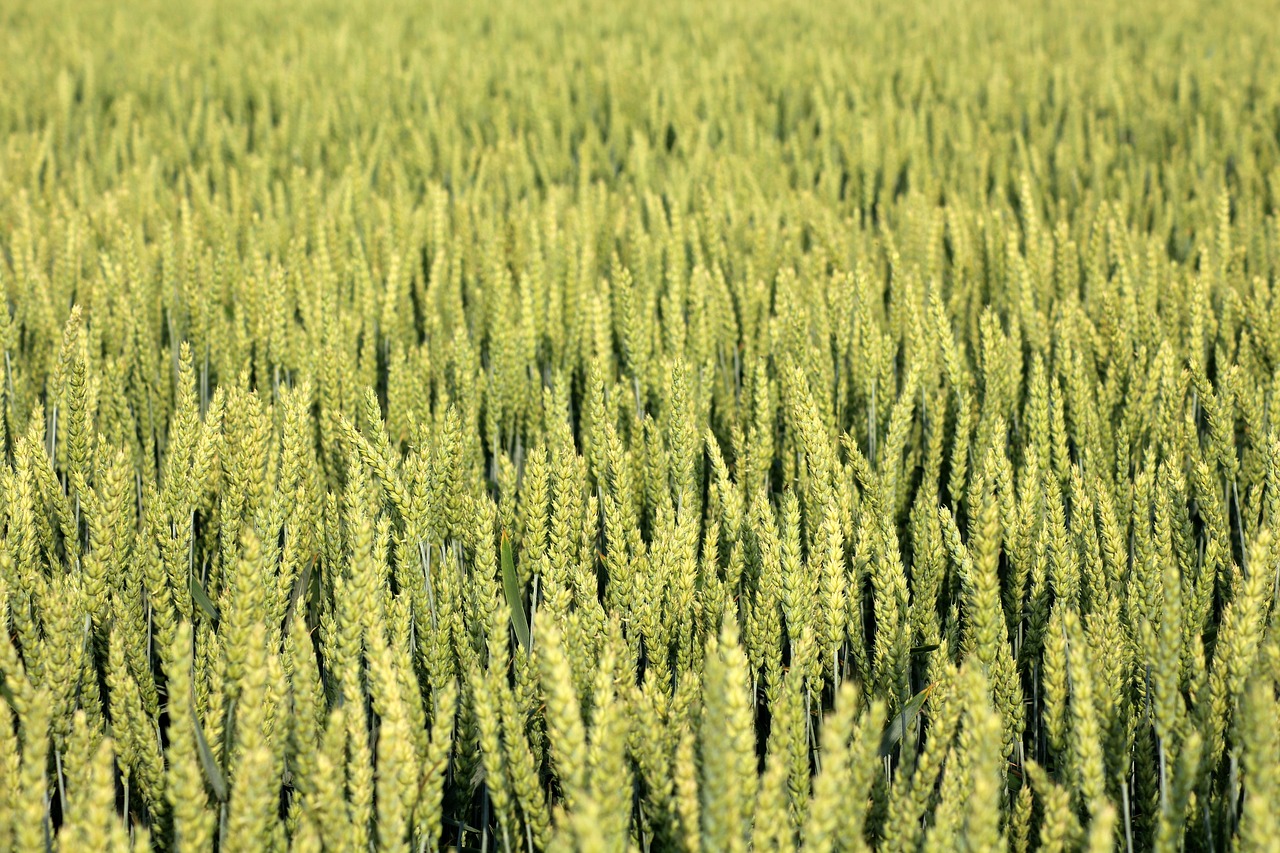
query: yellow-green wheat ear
[{"left": 1, "top": 2, "right": 1279, "bottom": 849}]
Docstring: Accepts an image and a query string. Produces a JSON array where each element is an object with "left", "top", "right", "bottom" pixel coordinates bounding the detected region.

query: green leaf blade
[{"left": 501, "top": 531, "right": 532, "bottom": 652}]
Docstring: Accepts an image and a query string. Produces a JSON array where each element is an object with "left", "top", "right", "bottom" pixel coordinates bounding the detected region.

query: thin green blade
[
  {"left": 501, "top": 531, "right": 531, "bottom": 652},
  {"left": 190, "top": 571, "right": 220, "bottom": 625},
  {"left": 877, "top": 683, "right": 934, "bottom": 758},
  {"left": 190, "top": 681, "right": 229, "bottom": 802},
  {"left": 281, "top": 555, "right": 315, "bottom": 634}
]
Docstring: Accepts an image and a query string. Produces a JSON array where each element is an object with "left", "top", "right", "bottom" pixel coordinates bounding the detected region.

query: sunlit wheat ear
[
  {"left": 163, "top": 617, "right": 216, "bottom": 850},
  {"left": 699, "top": 612, "right": 757, "bottom": 853}
]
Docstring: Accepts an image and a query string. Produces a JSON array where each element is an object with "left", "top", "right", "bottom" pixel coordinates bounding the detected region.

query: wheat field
[{"left": 1, "top": 0, "right": 1279, "bottom": 849}]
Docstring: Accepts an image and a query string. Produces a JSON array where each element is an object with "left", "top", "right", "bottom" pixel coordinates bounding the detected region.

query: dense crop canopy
[{"left": 2, "top": 0, "right": 1280, "bottom": 849}]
